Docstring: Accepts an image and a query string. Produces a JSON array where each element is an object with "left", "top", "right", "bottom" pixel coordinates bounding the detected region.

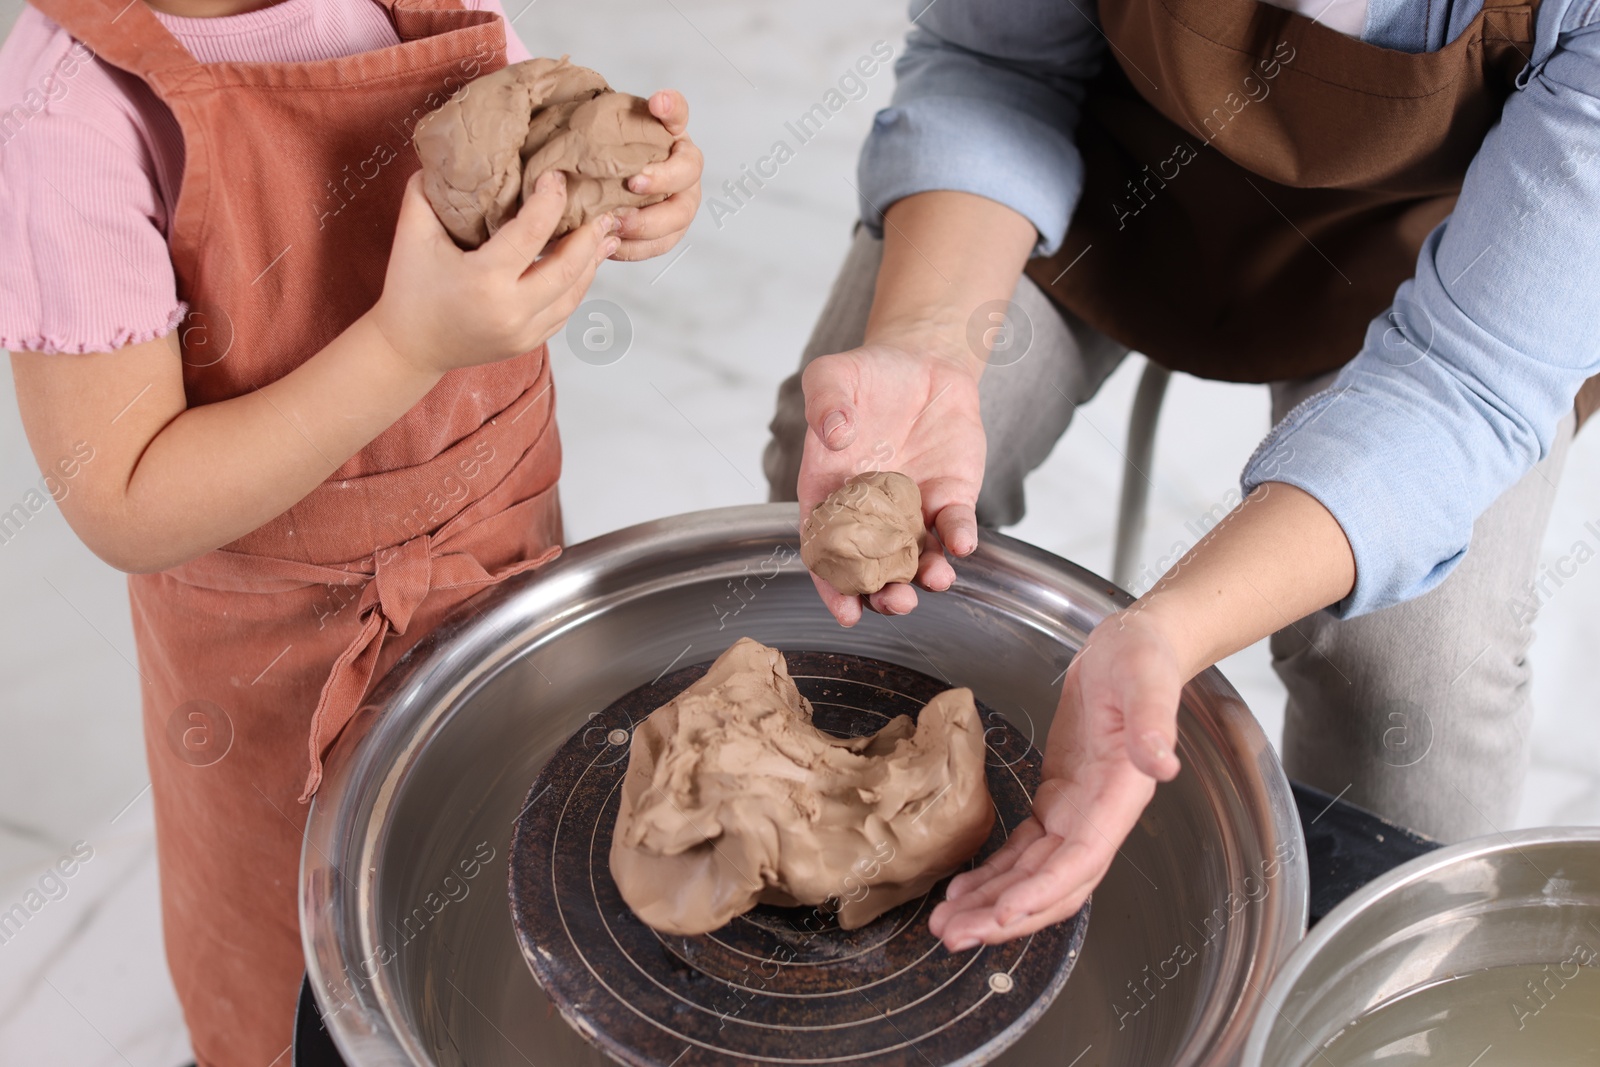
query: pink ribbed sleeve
[
  {"left": 0, "top": 18, "right": 187, "bottom": 354},
  {"left": 0, "top": 0, "right": 532, "bottom": 355}
]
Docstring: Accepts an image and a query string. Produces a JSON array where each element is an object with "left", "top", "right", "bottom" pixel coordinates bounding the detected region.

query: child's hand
[
  {"left": 610, "top": 90, "right": 702, "bottom": 261},
  {"left": 928, "top": 609, "right": 1183, "bottom": 950},
  {"left": 371, "top": 169, "right": 619, "bottom": 375}
]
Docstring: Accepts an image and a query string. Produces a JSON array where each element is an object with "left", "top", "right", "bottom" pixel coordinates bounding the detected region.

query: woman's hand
[
  {"left": 611, "top": 90, "right": 703, "bottom": 261},
  {"left": 927, "top": 483, "right": 1356, "bottom": 950},
  {"left": 790, "top": 192, "right": 1036, "bottom": 627},
  {"left": 797, "top": 338, "right": 986, "bottom": 625},
  {"left": 372, "top": 169, "right": 618, "bottom": 375},
  {"left": 791, "top": 190, "right": 1037, "bottom": 624},
  {"left": 928, "top": 609, "right": 1183, "bottom": 949}
]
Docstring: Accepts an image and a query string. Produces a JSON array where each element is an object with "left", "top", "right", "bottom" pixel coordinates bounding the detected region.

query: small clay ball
[
  {"left": 413, "top": 57, "right": 674, "bottom": 249},
  {"left": 800, "top": 471, "right": 926, "bottom": 596}
]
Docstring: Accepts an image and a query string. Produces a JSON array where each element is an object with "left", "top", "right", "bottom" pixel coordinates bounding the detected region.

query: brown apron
[
  {"left": 1028, "top": 0, "right": 1600, "bottom": 423},
  {"left": 29, "top": 0, "right": 563, "bottom": 1063}
]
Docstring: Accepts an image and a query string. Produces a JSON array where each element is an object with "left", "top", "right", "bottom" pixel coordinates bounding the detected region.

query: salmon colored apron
[
  {"left": 1028, "top": 0, "right": 1599, "bottom": 422},
  {"left": 27, "top": 0, "right": 563, "bottom": 1063}
]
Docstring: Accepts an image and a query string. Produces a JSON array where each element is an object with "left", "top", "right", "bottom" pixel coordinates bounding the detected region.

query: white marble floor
[{"left": 2, "top": 0, "right": 1597, "bottom": 1063}]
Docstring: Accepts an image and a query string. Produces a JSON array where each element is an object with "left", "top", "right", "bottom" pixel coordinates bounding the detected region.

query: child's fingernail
[
  {"left": 600, "top": 237, "right": 621, "bottom": 258},
  {"left": 599, "top": 213, "right": 619, "bottom": 235},
  {"left": 630, "top": 174, "right": 651, "bottom": 193}
]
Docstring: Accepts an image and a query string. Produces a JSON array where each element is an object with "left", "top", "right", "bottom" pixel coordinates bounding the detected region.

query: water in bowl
[{"left": 1316, "top": 952, "right": 1600, "bottom": 1065}]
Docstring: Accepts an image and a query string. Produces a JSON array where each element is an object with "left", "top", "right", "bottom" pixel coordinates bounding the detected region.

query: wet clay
[
  {"left": 413, "top": 57, "right": 674, "bottom": 248},
  {"left": 610, "top": 638, "right": 994, "bottom": 936},
  {"left": 800, "top": 471, "right": 926, "bottom": 596}
]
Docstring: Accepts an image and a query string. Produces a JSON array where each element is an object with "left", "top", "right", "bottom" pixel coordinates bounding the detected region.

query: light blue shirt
[{"left": 860, "top": 0, "right": 1600, "bottom": 617}]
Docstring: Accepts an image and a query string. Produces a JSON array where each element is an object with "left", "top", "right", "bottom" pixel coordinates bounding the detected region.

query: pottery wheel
[{"left": 508, "top": 651, "right": 1089, "bottom": 1067}]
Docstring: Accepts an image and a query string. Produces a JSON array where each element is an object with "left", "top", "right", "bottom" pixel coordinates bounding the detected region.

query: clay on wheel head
[
  {"left": 412, "top": 57, "right": 674, "bottom": 248},
  {"left": 609, "top": 638, "right": 994, "bottom": 936},
  {"left": 800, "top": 471, "right": 926, "bottom": 596}
]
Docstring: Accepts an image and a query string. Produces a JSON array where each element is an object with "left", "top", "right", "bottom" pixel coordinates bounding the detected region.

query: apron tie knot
[
  {"left": 298, "top": 496, "right": 562, "bottom": 803},
  {"left": 369, "top": 534, "right": 433, "bottom": 635}
]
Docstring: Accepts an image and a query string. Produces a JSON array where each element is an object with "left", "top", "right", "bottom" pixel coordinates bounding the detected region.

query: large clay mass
[
  {"left": 800, "top": 471, "right": 927, "bottom": 596},
  {"left": 610, "top": 638, "right": 994, "bottom": 936},
  {"left": 412, "top": 57, "right": 674, "bottom": 248}
]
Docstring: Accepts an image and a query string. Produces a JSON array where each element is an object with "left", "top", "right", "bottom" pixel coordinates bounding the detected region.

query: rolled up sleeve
[
  {"left": 1241, "top": 12, "right": 1600, "bottom": 617},
  {"left": 858, "top": 0, "right": 1105, "bottom": 257}
]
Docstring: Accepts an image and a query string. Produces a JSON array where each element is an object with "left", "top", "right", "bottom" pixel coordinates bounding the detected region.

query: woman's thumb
[
  {"left": 801, "top": 358, "right": 859, "bottom": 452},
  {"left": 1124, "top": 677, "right": 1181, "bottom": 782}
]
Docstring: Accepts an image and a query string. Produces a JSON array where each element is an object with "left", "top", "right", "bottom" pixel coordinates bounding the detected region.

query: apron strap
[
  {"left": 28, "top": 0, "right": 200, "bottom": 83},
  {"left": 26, "top": 0, "right": 476, "bottom": 86}
]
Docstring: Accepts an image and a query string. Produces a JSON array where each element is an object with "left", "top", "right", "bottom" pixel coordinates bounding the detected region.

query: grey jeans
[{"left": 764, "top": 228, "right": 1576, "bottom": 842}]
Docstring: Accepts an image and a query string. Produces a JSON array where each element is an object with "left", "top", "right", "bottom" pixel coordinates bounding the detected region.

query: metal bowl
[
  {"left": 301, "top": 503, "right": 1308, "bottom": 1067},
  {"left": 1242, "top": 827, "right": 1600, "bottom": 1066}
]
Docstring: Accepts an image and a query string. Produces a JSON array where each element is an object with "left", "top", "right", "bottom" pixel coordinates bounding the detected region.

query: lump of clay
[
  {"left": 413, "top": 56, "right": 674, "bottom": 248},
  {"left": 610, "top": 638, "right": 993, "bottom": 936},
  {"left": 800, "top": 471, "right": 926, "bottom": 596}
]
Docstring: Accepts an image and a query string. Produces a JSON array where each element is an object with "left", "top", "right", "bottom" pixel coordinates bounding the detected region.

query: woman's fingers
[
  {"left": 936, "top": 838, "right": 1099, "bottom": 949},
  {"left": 953, "top": 831, "right": 1066, "bottom": 911},
  {"left": 948, "top": 890, "right": 1090, "bottom": 950},
  {"left": 932, "top": 823, "right": 1049, "bottom": 938},
  {"left": 946, "top": 819, "right": 1044, "bottom": 901},
  {"left": 938, "top": 766, "right": 1146, "bottom": 946},
  {"left": 934, "top": 864, "right": 1056, "bottom": 946},
  {"left": 933, "top": 867, "right": 1036, "bottom": 931},
  {"left": 942, "top": 842, "right": 1055, "bottom": 917},
  {"left": 863, "top": 501, "right": 966, "bottom": 610},
  {"left": 866, "top": 581, "right": 918, "bottom": 616},
  {"left": 991, "top": 836, "right": 1101, "bottom": 926},
  {"left": 912, "top": 523, "right": 956, "bottom": 592},
  {"left": 965, "top": 763, "right": 1157, "bottom": 933},
  {"left": 810, "top": 572, "right": 863, "bottom": 628},
  {"left": 933, "top": 501, "right": 979, "bottom": 559}
]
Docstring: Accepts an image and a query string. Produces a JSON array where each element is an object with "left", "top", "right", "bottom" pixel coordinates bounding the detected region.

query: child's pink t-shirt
[{"left": 0, "top": 0, "right": 530, "bottom": 355}]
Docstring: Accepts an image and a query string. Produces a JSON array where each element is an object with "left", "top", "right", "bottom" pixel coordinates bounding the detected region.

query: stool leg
[{"left": 1112, "top": 361, "right": 1171, "bottom": 591}]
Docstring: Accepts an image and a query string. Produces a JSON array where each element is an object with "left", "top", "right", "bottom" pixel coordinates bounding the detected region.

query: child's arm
[
  {"left": 927, "top": 482, "right": 1355, "bottom": 950},
  {"left": 10, "top": 170, "right": 616, "bottom": 573}
]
